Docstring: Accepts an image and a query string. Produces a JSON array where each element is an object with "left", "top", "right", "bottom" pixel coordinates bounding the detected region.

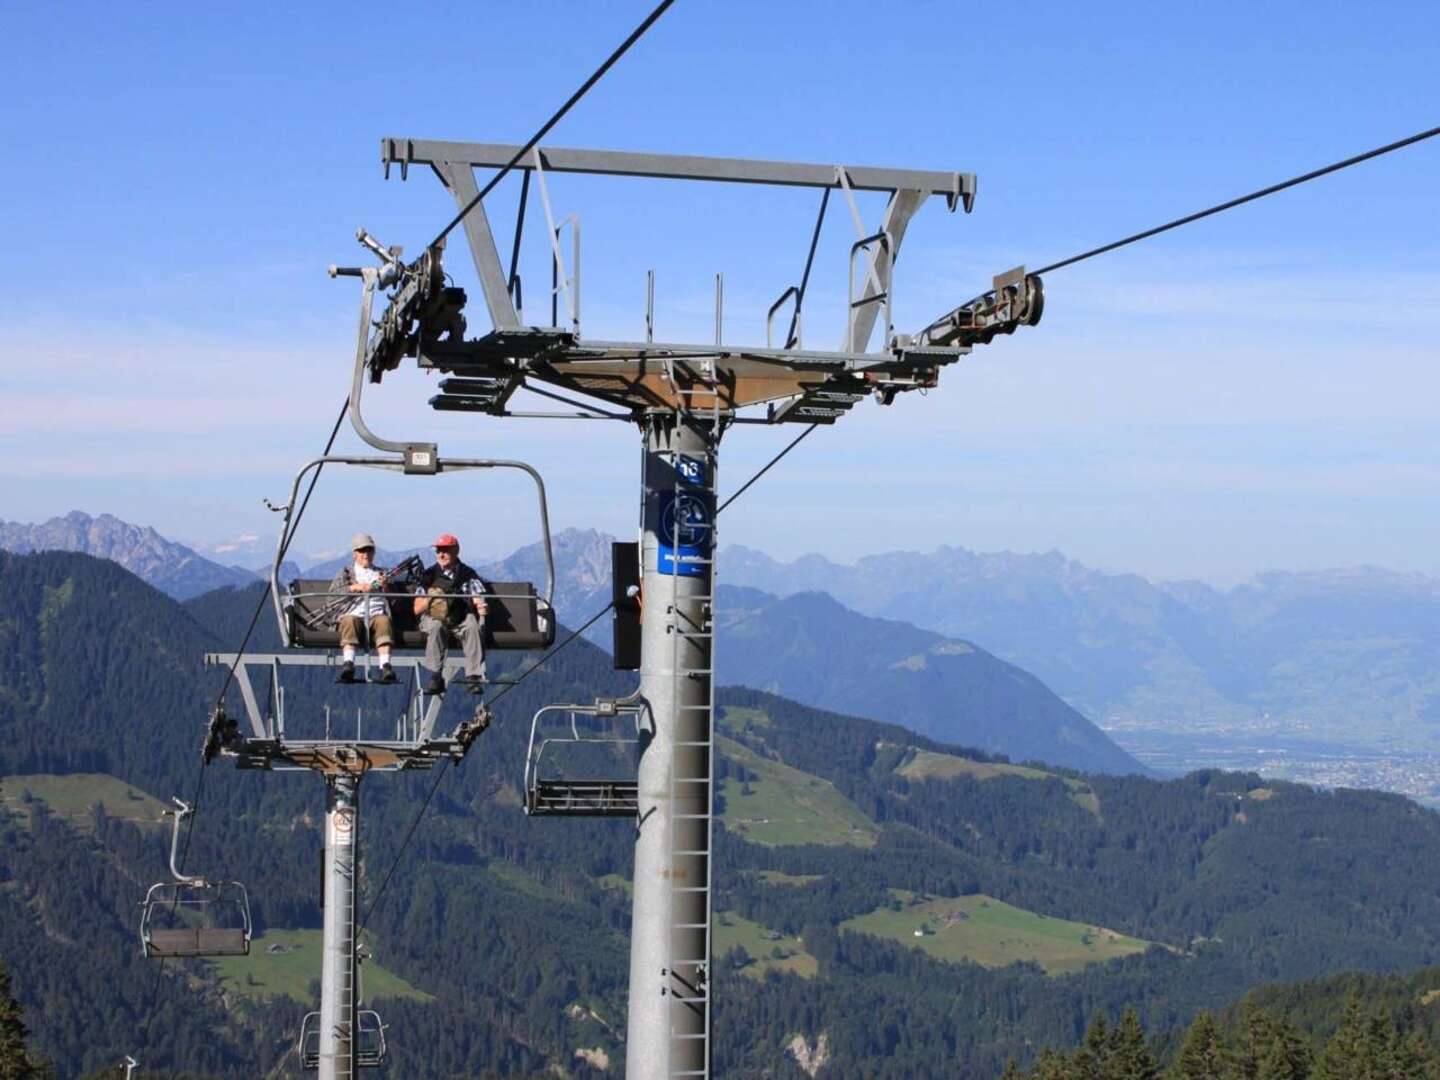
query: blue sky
[{"left": 2, "top": 1, "right": 1437, "bottom": 583}]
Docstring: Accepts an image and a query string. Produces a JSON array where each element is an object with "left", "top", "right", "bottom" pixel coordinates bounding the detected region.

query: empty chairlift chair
[
  {"left": 298, "top": 1009, "right": 388, "bottom": 1070},
  {"left": 524, "top": 699, "right": 647, "bottom": 817},
  {"left": 140, "top": 799, "right": 252, "bottom": 959}
]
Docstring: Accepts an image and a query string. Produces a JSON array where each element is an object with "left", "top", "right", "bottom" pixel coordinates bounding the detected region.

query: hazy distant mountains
[
  {"left": 484, "top": 529, "right": 1146, "bottom": 774},
  {"left": 0, "top": 511, "right": 259, "bottom": 600},
  {"left": 718, "top": 586, "right": 1145, "bottom": 774},
  {"left": 723, "top": 545, "right": 1440, "bottom": 752},
  {"left": 12, "top": 511, "right": 1438, "bottom": 761}
]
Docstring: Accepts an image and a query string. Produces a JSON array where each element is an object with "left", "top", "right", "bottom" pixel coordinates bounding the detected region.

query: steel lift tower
[{"left": 334, "top": 137, "right": 1042, "bottom": 1078}]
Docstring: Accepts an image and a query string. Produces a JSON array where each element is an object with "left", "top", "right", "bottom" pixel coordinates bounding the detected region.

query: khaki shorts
[{"left": 338, "top": 613, "right": 393, "bottom": 648}]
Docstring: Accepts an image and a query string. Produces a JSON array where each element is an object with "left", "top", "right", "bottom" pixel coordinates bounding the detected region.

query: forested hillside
[{"left": 5, "top": 551, "right": 1440, "bottom": 1077}]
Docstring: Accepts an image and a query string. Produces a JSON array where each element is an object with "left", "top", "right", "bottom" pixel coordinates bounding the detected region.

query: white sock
[
  {"left": 343, "top": 646, "right": 356, "bottom": 663},
  {"left": 378, "top": 648, "right": 391, "bottom": 665}
]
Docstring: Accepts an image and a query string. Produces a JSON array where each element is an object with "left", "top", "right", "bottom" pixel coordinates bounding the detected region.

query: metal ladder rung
[
  {"left": 673, "top": 886, "right": 710, "bottom": 892},
  {"left": 672, "top": 849, "right": 711, "bottom": 856}
]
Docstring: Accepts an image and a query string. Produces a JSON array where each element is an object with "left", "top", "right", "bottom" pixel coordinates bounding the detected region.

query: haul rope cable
[
  {"left": 1033, "top": 122, "right": 1440, "bottom": 276},
  {"left": 430, "top": 0, "right": 677, "bottom": 249}
]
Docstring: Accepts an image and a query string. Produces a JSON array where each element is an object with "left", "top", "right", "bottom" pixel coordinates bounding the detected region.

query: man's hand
[{"left": 473, "top": 598, "right": 488, "bottom": 618}]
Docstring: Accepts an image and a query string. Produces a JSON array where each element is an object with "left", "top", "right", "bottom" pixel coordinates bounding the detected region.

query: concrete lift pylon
[{"left": 311, "top": 138, "right": 1044, "bottom": 1079}]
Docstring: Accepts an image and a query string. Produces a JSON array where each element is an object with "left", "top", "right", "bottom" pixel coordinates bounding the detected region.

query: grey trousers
[{"left": 420, "top": 613, "right": 485, "bottom": 678}]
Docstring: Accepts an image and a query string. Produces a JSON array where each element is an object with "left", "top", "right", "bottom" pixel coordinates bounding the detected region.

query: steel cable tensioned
[
  {"left": 130, "top": 398, "right": 349, "bottom": 1069},
  {"left": 1033, "top": 122, "right": 1440, "bottom": 276},
  {"left": 429, "top": 0, "right": 677, "bottom": 249},
  {"left": 358, "top": 426, "right": 816, "bottom": 928}
]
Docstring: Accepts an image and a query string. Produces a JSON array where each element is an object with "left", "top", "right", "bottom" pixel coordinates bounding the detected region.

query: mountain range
[
  {"left": 0, "top": 511, "right": 260, "bottom": 599},
  {"left": 10, "top": 512, "right": 1440, "bottom": 769},
  {"left": 7, "top": 550, "right": 1440, "bottom": 1077},
  {"left": 3, "top": 517, "right": 1141, "bottom": 774},
  {"left": 722, "top": 544, "right": 1440, "bottom": 753},
  {"left": 481, "top": 530, "right": 1144, "bottom": 775}
]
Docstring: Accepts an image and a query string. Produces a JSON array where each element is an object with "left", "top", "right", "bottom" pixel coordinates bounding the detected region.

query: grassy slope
[
  {"left": 0, "top": 772, "right": 170, "bottom": 831},
  {"left": 211, "top": 929, "right": 432, "bottom": 1003},
  {"left": 714, "top": 910, "right": 817, "bottom": 980},
  {"left": 843, "top": 890, "right": 1157, "bottom": 976},
  {"left": 718, "top": 734, "right": 878, "bottom": 848}
]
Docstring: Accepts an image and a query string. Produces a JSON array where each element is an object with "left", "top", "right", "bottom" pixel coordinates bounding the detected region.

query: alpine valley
[{"left": 6, "top": 548, "right": 1440, "bottom": 1077}]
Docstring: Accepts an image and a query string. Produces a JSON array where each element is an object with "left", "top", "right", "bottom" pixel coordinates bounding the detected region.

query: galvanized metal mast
[
  {"left": 629, "top": 409, "right": 719, "bottom": 1077},
  {"left": 320, "top": 771, "right": 361, "bottom": 1080}
]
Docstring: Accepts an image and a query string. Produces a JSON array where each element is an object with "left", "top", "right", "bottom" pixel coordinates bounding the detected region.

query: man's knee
[
  {"left": 370, "top": 615, "right": 394, "bottom": 647},
  {"left": 338, "top": 616, "right": 362, "bottom": 647}
]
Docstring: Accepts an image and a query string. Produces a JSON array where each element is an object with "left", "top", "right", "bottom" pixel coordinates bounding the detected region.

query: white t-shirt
[{"left": 344, "top": 564, "right": 388, "bottom": 620}]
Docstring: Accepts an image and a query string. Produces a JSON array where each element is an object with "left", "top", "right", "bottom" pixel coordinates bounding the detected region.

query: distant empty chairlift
[
  {"left": 298, "top": 1009, "right": 388, "bottom": 1070},
  {"left": 140, "top": 799, "right": 251, "bottom": 959},
  {"left": 298, "top": 948, "right": 389, "bottom": 1070},
  {"left": 524, "top": 698, "right": 649, "bottom": 817}
]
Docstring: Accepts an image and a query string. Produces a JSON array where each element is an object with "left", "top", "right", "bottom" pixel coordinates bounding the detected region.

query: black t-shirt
[{"left": 418, "top": 561, "right": 483, "bottom": 597}]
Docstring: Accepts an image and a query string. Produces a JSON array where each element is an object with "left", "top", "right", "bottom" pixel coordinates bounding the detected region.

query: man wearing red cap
[{"left": 412, "top": 533, "right": 488, "bottom": 695}]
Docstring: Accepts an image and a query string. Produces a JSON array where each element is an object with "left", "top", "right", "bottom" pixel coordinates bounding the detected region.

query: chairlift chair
[
  {"left": 298, "top": 1009, "right": 388, "bottom": 1069},
  {"left": 272, "top": 455, "right": 558, "bottom": 657},
  {"left": 139, "top": 799, "right": 252, "bottom": 958},
  {"left": 524, "top": 699, "right": 647, "bottom": 817}
]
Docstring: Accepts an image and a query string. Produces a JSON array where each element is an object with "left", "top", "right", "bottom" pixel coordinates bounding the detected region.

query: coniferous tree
[
  {"left": 1254, "top": 1015, "right": 1311, "bottom": 1080},
  {"left": 1072, "top": 1012, "right": 1110, "bottom": 1080},
  {"left": 1030, "top": 1047, "right": 1075, "bottom": 1080},
  {"left": 1109, "top": 1008, "right": 1160, "bottom": 1080},
  {"left": 1315, "top": 996, "right": 1382, "bottom": 1080},
  {"left": 1170, "top": 1011, "right": 1231, "bottom": 1080},
  {"left": 0, "top": 959, "right": 50, "bottom": 1080}
]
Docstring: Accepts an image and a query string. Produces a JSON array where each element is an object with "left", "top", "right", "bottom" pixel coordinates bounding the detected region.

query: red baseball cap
[{"left": 433, "top": 533, "right": 460, "bottom": 549}]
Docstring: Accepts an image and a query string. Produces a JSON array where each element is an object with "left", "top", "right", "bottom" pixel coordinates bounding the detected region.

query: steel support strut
[
  {"left": 319, "top": 773, "right": 361, "bottom": 1080},
  {"left": 627, "top": 414, "right": 716, "bottom": 1079}
]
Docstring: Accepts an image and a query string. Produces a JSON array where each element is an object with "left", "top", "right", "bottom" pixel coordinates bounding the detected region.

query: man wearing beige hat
[{"left": 328, "top": 532, "right": 397, "bottom": 684}]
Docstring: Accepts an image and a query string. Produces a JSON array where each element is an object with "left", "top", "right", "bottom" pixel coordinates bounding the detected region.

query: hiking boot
[
  {"left": 335, "top": 661, "right": 357, "bottom": 684},
  {"left": 466, "top": 675, "right": 485, "bottom": 697},
  {"left": 375, "top": 664, "right": 398, "bottom": 685},
  {"left": 423, "top": 673, "right": 446, "bottom": 696}
]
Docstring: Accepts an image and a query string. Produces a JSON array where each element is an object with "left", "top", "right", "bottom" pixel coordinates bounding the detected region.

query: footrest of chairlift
[{"left": 526, "top": 779, "right": 639, "bottom": 817}]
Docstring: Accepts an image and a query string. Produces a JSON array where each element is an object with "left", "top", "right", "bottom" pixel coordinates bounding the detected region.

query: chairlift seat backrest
[{"left": 284, "top": 579, "right": 554, "bottom": 650}]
